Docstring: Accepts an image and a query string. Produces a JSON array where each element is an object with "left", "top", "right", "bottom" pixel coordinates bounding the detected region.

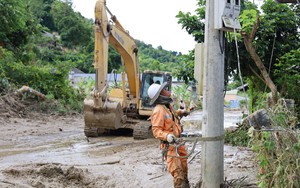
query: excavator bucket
[{"left": 83, "top": 96, "right": 127, "bottom": 137}]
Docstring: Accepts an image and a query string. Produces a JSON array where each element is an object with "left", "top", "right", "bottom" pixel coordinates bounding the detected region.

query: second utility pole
[{"left": 201, "top": 0, "right": 224, "bottom": 187}]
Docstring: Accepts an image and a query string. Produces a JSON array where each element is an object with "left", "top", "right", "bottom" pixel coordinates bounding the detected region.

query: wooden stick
[{"left": 15, "top": 86, "right": 46, "bottom": 100}]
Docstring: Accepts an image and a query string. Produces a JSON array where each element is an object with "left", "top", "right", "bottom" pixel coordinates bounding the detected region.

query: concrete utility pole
[
  {"left": 194, "top": 43, "right": 204, "bottom": 97},
  {"left": 201, "top": 0, "right": 224, "bottom": 187}
]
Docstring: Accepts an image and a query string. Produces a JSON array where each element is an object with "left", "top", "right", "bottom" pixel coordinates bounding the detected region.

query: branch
[
  {"left": 100, "top": 160, "right": 120, "bottom": 165},
  {"left": 248, "top": 64, "right": 267, "bottom": 84},
  {"left": 250, "top": 15, "right": 260, "bottom": 41},
  {"left": 188, "top": 150, "right": 201, "bottom": 164},
  {"left": 242, "top": 20, "right": 279, "bottom": 105},
  {"left": 15, "top": 86, "right": 46, "bottom": 100}
]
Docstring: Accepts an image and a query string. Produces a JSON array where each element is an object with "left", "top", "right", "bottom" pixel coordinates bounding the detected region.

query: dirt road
[{"left": 0, "top": 112, "right": 258, "bottom": 188}]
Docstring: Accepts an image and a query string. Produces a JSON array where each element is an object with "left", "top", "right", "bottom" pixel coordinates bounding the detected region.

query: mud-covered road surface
[{"left": 0, "top": 111, "right": 258, "bottom": 188}]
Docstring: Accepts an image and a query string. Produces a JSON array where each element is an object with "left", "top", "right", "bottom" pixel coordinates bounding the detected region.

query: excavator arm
[
  {"left": 84, "top": 0, "right": 141, "bottom": 137},
  {"left": 93, "top": 0, "right": 109, "bottom": 97},
  {"left": 84, "top": 0, "right": 172, "bottom": 138},
  {"left": 94, "top": 0, "right": 140, "bottom": 101}
]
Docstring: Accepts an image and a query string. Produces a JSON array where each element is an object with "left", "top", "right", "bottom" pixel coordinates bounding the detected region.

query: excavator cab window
[{"left": 140, "top": 71, "right": 172, "bottom": 108}]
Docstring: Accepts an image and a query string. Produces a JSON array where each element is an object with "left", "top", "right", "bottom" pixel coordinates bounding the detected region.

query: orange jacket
[{"left": 151, "top": 104, "right": 182, "bottom": 141}]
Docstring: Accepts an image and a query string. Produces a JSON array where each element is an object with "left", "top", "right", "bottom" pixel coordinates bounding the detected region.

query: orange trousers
[{"left": 166, "top": 145, "right": 188, "bottom": 187}]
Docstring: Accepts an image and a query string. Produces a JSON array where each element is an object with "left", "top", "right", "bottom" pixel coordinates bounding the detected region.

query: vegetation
[
  {"left": 0, "top": 0, "right": 186, "bottom": 113},
  {"left": 1, "top": 0, "right": 300, "bottom": 186},
  {"left": 224, "top": 123, "right": 251, "bottom": 147},
  {"left": 251, "top": 100, "right": 300, "bottom": 188},
  {"left": 224, "top": 97, "right": 299, "bottom": 187},
  {"left": 1, "top": 1, "right": 299, "bottom": 112},
  {"left": 135, "top": 40, "right": 183, "bottom": 73},
  {"left": 172, "top": 83, "right": 200, "bottom": 110},
  {"left": 275, "top": 48, "right": 300, "bottom": 117},
  {"left": 176, "top": 0, "right": 300, "bottom": 117}
]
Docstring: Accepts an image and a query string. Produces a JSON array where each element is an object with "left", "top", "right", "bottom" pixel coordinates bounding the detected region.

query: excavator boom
[{"left": 84, "top": 0, "right": 172, "bottom": 138}]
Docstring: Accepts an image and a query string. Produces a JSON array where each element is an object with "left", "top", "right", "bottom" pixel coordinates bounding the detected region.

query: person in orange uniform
[{"left": 147, "top": 82, "right": 189, "bottom": 188}]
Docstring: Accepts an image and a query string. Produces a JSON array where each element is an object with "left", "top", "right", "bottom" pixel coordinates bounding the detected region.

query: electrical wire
[
  {"left": 233, "top": 20, "right": 250, "bottom": 116},
  {"left": 264, "top": 32, "right": 276, "bottom": 92},
  {"left": 224, "top": 32, "right": 233, "bottom": 97},
  {"left": 218, "top": 30, "right": 225, "bottom": 54}
]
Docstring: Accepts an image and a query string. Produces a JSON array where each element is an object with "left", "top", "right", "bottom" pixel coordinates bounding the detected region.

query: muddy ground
[{"left": 0, "top": 108, "right": 259, "bottom": 188}]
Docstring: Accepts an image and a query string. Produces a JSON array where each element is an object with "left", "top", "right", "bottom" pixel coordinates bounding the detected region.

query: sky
[{"left": 72, "top": 0, "right": 197, "bottom": 54}]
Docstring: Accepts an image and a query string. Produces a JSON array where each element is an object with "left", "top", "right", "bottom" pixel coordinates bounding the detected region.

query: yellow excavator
[{"left": 83, "top": 0, "right": 172, "bottom": 139}]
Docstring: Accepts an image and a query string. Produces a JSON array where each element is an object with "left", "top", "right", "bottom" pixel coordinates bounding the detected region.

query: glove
[
  {"left": 176, "top": 109, "right": 190, "bottom": 118},
  {"left": 182, "top": 110, "right": 190, "bottom": 117},
  {"left": 176, "top": 110, "right": 182, "bottom": 117},
  {"left": 167, "top": 134, "right": 175, "bottom": 143}
]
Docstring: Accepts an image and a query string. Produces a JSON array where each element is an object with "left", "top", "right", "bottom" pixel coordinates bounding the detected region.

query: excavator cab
[
  {"left": 131, "top": 70, "right": 172, "bottom": 140},
  {"left": 139, "top": 70, "right": 172, "bottom": 109}
]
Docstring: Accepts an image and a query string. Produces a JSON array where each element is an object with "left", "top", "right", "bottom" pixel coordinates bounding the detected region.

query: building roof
[
  {"left": 226, "top": 89, "right": 238, "bottom": 95},
  {"left": 71, "top": 68, "right": 85, "bottom": 74}
]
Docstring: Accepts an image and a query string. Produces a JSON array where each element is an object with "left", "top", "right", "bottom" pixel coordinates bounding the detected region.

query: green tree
[
  {"left": 173, "top": 52, "right": 195, "bottom": 84},
  {"left": 275, "top": 48, "right": 300, "bottom": 118},
  {"left": 176, "top": 0, "right": 206, "bottom": 43},
  {"left": 0, "top": 0, "right": 26, "bottom": 47},
  {"left": 28, "top": 0, "right": 56, "bottom": 30},
  {"left": 175, "top": 0, "right": 300, "bottom": 109},
  {"left": 0, "top": 0, "right": 46, "bottom": 64},
  {"left": 240, "top": 0, "right": 300, "bottom": 106},
  {"left": 50, "top": 1, "right": 92, "bottom": 48},
  {"left": 136, "top": 40, "right": 182, "bottom": 73},
  {"left": 175, "top": 0, "right": 255, "bottom": 85},
  {"left": 0, "top": 0, "right": 26, "bottom": 38}
]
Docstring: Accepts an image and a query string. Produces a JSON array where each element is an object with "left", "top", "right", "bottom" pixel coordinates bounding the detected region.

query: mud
[{"left": 0, "top": 111, "right": 258, "bottom": 188}]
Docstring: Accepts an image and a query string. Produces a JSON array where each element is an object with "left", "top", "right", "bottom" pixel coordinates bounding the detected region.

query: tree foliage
[
  {"left": 28, "top": 0, "right": 56, "bottom": 31},
  {"left": 275, "top": 48, "right": 300, "bottom": 117},
  {"left": 50, "top": 1, "right": 92, "bottom": 48},
  {"left": 240, "top": 0, "right": 300, "bottom": 109},
  {"left": 176, "top": 0, "right": 206, "bottom": 43},
  {"left": 136, "top": 40, "right": 183, "bottom": 73},
  {"left": 175, "top": 0, "right": 300, "bottom": 112},
  {"left": 173, "top": 52, "right": 195, "bottom": 84},
  {"left": 0, "top": 0, "right": 26, "bottom": 40}
]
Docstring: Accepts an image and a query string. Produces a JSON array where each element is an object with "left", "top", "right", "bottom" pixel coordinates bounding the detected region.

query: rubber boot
[
  {"left": 174, "top": 180, "right": 190, "bottom": 188},
  {"left": 183, "top": 172, "right": 190, "bottom": 188},
  {"left": 173, "top": 169, "right": 185, "bottom": 188},
  {"left": 183, "top": 179, "right": 190, "bottom": 188}
]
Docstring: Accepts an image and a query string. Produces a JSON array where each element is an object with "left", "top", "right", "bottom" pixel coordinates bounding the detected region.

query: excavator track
[
  {"left": 84, "top": 127, "right": 98, "bottom": 137},
  {"left": 84, "top": 127, "right": 106, "bottom": 137},
  {"left": 133, "top": 121, "right": 154, "bottom": 140}
]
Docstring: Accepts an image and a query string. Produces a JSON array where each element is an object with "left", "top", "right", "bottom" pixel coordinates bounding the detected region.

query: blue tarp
[{"left": 229, "top": 100, "right": 239, "bottom": 109}]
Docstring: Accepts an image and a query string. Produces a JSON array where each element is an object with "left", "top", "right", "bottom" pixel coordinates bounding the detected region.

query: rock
[{"left": 243, "top": 109, "right": 271, "bottom": 129}]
